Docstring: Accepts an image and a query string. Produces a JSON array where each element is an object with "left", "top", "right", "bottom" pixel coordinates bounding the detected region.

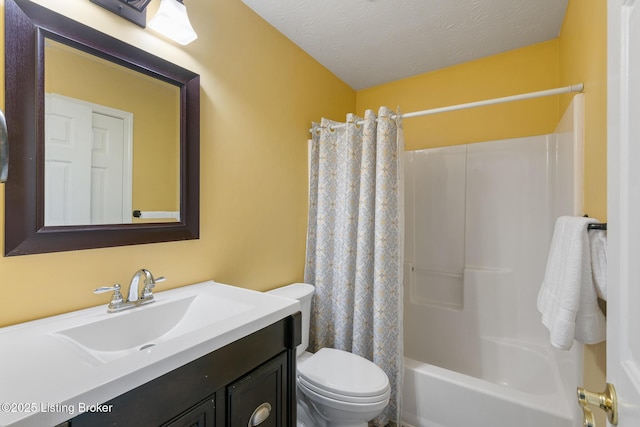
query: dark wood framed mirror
[{"left": 5, "top": 0, "right": 200, "bottom": 256}]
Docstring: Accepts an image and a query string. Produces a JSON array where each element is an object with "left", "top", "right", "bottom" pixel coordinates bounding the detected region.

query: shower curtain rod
[{"left": 310, "top": 83, "right": 584, "bottom": 134}]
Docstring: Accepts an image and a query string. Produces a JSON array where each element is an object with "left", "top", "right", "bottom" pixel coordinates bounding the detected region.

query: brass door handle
[{"left": 577, "top": 383, "right": 618, "bottom": 427}]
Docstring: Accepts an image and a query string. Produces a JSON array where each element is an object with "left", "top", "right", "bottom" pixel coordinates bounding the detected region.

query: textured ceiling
[{"left": 241, "top": 0, "right": 569, "bottom": 90}]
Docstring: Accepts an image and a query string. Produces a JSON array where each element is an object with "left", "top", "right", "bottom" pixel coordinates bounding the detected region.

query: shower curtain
[{"left": 304, "top": 107, "right": 404, "bottom": 425}]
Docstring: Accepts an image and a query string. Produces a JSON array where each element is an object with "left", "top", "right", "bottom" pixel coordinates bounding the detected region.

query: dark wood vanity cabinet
[{"left": 66, "top": 314, "right": 300, "bottom": 427}]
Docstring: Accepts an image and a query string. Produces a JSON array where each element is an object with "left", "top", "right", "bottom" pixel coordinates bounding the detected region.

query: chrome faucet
[
  {"left": 128, "top": 269, "right": 165, "bottom": 303},
  {"left": 94, "top": 269, "right": 166, "bottom": 313}
]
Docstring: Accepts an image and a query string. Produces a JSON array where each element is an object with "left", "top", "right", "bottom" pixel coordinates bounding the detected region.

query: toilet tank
[{"left": 266, "top": 283, "right": 314, "bottom": 357}]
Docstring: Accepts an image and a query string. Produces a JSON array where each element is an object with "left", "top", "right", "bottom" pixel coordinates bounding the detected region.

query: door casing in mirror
[{"left": 4, "top": 0, "right": 200, "bottom": 256}]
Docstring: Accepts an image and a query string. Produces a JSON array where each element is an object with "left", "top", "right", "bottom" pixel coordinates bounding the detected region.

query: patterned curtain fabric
[{"left": 305, "top": 106, "right": 404, "bottom": 426}]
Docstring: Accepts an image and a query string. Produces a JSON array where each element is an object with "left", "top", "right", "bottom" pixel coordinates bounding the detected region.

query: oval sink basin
[{"left": 53, "top": 288, "right": 253, "bottom": 364}]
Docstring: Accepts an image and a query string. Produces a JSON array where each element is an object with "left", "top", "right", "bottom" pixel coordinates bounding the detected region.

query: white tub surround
[{"left": 402, "top": 95, "right": 584, "bottom": 427}]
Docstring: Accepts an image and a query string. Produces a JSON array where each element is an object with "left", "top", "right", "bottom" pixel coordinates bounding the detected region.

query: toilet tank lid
[{"left": 266, "top": 283, "right": 315, "bottom": 300}]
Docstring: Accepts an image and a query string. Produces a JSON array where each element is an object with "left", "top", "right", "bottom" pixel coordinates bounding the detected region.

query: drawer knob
[{"left": 248, "top": 402, "right": 271, "bottom": 426}]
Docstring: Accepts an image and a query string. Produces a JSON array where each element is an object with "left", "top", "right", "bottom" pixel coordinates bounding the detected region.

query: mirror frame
[{"left": 4, "top": 0, "right": 200, "bottom": 256}]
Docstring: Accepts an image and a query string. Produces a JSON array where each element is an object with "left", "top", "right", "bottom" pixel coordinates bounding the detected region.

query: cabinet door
[
  {"left": 161, "top": 396, "right": 216, "bottom": 427},
  {"left": 228, "top": 352, "right": 288, "bottom": 427}
]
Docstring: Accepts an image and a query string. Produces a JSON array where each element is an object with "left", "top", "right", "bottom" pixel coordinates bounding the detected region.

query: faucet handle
[
  {"left": 94, "top": 284, "right": 124, "bottom": 312},
  {"left": 94, "top": 283, "right": 122, "bottom": 294},
  {"left": 141, "top": 274, "right": 166, "bottom": 301}
]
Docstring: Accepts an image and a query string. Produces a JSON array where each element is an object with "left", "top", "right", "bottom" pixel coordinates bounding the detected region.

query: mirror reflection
[{"left": 44, "top": 39, "right": 180, "bottom": 226}]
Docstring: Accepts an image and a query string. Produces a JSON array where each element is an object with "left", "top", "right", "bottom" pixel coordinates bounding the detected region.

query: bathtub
[
  {"left": 401, "top": 337, "right": 574, "bottom": 427},
  {"left": 402, "top": 125, "right": 585, "bottom": 427}
]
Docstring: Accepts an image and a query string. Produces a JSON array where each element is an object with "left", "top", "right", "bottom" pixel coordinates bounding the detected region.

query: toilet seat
[
  {"left": 297, "top": 348, "right": 390, "bottom": 404},
  {"left": 298, "top": 376, "right": 390, "bottom": 405},
  {"left": 298, "top": 379, "right": 390, "bottom": 414}
]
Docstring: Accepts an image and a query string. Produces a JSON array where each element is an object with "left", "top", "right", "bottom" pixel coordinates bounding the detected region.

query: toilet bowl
[
  {"left": 297, "top": 348, "right": 390, "bottom": 427},
  {"left": 266, "top": 284, "right": 390, "bottom": 427}
]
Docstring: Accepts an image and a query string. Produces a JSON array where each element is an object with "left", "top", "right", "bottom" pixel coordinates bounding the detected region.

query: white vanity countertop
[{"left": 0, "top": 280, "right": 300, "bottom": 427}]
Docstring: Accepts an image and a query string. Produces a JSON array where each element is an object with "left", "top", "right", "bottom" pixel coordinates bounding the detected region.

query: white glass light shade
[{"left": 148, "top": 0, "right": 198, "bottom": 45}]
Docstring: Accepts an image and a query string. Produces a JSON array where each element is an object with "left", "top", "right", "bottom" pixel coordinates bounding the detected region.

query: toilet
[{"left": 267, "top": 283, "right": 390, "bottom": 427}]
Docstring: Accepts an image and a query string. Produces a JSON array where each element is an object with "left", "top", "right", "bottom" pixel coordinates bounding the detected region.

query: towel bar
[{"left": 587, "top": 223, "right": 607, "bottom": 230}]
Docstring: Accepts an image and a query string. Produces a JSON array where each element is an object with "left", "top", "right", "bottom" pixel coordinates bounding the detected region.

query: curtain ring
[{"left": 393, "top": 107, "right": 403, "bottom": 127}]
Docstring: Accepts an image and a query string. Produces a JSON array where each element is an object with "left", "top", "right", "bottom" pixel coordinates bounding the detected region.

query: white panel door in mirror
[{"left": 45, "top": 94, "right": 133, "bottom": 226}]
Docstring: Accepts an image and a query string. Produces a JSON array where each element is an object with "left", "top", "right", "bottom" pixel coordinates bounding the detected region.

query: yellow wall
[
  {"left": 560, "top": 0, "right": 608, "bottom": 222},
  {"left": 0, "top": 0, "right": 355, "bottom": 327},
  {"left": 356, "top": 0, "right": 607, "bottom": 220},
  {"left": 357, "top": 40, "right": 560, "bottom": 150}
]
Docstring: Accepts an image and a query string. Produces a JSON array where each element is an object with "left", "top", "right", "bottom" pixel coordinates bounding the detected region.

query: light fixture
[
  {"left": 90, "top": 0, "right": 152, "bottom": 27},
  {"left": 90, "top": 0, "right": 198, "bottom": 46},
  {"left": 148, "top": 0, "right": 198, "bottom": 45}
]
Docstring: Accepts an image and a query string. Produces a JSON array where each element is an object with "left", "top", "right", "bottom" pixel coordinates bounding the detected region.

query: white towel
[
  {"left": 590, "top": 230, "right": 607, "bottom": 300},
  {"left": 537, "top": 216, "right": 606, "bottom": 350}
]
